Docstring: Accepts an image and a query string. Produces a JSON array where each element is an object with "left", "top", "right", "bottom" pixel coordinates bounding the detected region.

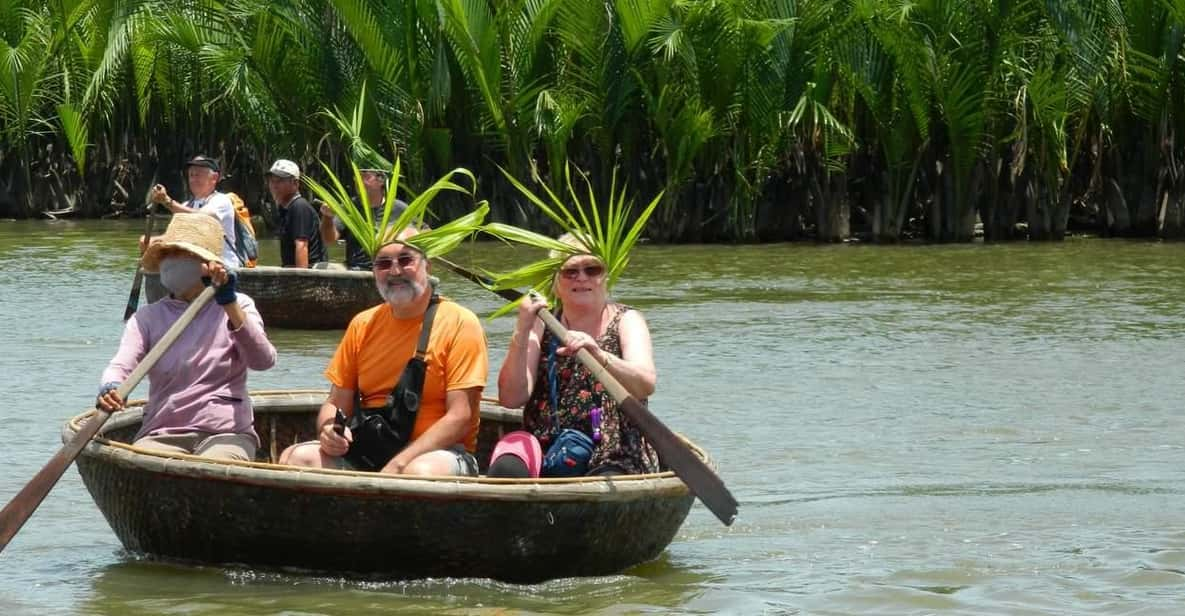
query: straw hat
[{"left": 141, "top": 213, "right": 225, "bottom": 273}]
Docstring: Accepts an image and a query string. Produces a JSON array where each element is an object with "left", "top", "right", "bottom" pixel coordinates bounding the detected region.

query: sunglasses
[
  {"left": 373, "top": 253, "right": 419, "bottom": 271},
  {"left": 559, "top": 264, "right": 606, "bottom": 280}
]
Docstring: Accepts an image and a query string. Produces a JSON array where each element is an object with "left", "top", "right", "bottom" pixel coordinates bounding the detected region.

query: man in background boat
[
  {"left": 266, "top": 159, "right": 325, "bottom": 268},
  {"left": 147, "top": 155, "right": 242, "bottom": 269},
  {"left": 318, "top": 168, "right": 407, "bottom": 270},
  {"left": 98, "top": 213, "right": 277, "bottom": 460},
  {"left": 279, "top": 229, "right": 487, "bottom": 476}
]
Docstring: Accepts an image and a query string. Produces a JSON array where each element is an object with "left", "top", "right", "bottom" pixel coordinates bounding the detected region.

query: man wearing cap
[
  {"left": 267, "top": 159, "right": 325, "bottom": 268},
  {"left": 318, "top": 168, "right": 407, "bottom": 269},
  {"left": 149, "top": 155, "right": 242, "bottom": 269},
  {"left": 279, "top": 229, "right": 487, "bottom": 476},
  {"left": 97, "top": 213, "right": 276, "bottom": 460}
]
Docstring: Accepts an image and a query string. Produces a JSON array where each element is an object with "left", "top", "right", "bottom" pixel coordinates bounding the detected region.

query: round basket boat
[
  {"left": 64, "top": 391, "right": 700, "bottom": 582},
  {"left": 144, "top": 267, "right": 380, "bottom": 330}
]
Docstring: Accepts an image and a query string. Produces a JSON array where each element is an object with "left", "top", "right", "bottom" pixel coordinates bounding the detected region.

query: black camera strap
[
  {"left": 344, "top": 294, "right": 441, "bottom": 471},
  {"left": 385, "top": 294, "right": 440, "bottom": 412}
]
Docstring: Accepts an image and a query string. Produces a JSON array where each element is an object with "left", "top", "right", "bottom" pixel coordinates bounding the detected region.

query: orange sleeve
[
  {"left": 443, "top": 307, "right": 488, "bottom": 392},
  {"left": 324, "top": 315, "right": 362, "bottom": 391}
]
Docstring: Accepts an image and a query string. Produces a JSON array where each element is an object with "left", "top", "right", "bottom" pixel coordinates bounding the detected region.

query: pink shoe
[{"left": 490, "top": 431, "right": 543, "bottom": 478}]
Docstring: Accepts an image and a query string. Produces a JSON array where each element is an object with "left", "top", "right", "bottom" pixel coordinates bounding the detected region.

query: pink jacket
[{"left": 101, "top": 294, "right": 276, "bottom": 442}]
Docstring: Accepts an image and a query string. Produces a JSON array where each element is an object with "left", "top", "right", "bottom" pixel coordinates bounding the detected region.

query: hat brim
[
  {"left": 265, "top": 170, "right": 298, "bottom": 179},
  {"left": 185, "top": 161, "right": 219, "bottom": 172},
  {"left": 141, "top": 240, "right": 223, "bottom": 273}
]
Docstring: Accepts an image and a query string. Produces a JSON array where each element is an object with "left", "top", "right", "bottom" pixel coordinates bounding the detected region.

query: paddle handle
[
  {"left": 0, "top": 286, "right": 216, "bottom": 554},
  {"left": 535, "top": 310, "right": 633, "bottom": 403}
]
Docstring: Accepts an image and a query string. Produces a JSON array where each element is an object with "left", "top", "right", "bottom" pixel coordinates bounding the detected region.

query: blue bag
[{"left": 540, "top": 429, "right": 595, "bottom": 477}]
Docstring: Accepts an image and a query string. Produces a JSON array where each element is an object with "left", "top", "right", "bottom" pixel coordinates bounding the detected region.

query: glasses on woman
[
  {"left": 373, "top": 253, "right": 418, "bottom": 271},
  {"left": 559, "top": 264, "right": 605, "bottom": 280}
]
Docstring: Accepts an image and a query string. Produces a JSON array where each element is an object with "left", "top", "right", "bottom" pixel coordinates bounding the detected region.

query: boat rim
[
  {"left": 64, "top": 390, "right": 702, "bottom": 501},
  {"left": 238, "top": 265, "right": 373, "bottom": 279}
]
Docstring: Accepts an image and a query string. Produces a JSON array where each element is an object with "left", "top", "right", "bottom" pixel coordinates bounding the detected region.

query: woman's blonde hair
[{"left": 548, "top": 231, "right": 596, "bottom": 261}]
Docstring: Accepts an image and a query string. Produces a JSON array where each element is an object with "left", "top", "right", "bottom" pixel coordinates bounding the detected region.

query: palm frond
[
  {"left": 305, "top": 157, "right": 485, "bottom": 261},
  {"left": 317, "top": 81, "right": 391, "bottom": 169},
  {"left": 482, "top": 162, "right": 662, "bottom": 313},
  {"left": 56, "top": 102, "right": 88, "bottom": 174}
]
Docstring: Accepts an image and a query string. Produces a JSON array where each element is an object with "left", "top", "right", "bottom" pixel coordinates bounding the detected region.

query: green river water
[{"left": 0, "top": 220, "right": 1183, "bottom": 615}]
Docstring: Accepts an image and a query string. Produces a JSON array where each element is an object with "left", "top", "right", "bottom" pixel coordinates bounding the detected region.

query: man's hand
[
  {"left": 380, "top": 455, "right": 408, "bottom": 475},
  {"left": 318, "top": 422, "right": 352, "bottom": 457},
  {"left": 150, "top": 184, "right": 170, "bottom": 206}
]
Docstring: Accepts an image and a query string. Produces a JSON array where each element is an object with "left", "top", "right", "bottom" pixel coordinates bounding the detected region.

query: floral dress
[{"left": 523, "top": 303, "right": 660, "bottom": 475}]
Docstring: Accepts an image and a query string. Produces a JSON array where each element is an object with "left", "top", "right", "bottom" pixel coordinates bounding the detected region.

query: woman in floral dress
[{"left": 490, "top": 235, "right": 659, "bottom": 477}]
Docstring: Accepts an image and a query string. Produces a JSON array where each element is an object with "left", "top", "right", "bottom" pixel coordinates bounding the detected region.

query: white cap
[{"left": 266, "top": 159, "right": 300, "bottom": 180}]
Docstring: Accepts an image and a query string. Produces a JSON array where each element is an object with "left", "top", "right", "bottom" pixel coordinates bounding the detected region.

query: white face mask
[{"left": 159, "top": 257, "right": 204, "bottom": 295}]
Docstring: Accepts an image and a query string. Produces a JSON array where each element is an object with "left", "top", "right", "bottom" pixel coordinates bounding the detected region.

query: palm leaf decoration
[
  {"left": 304, "top": 157, "right": 488, "bottom": 260},
  {"left": 318, "top": 80, "right": 392, "bottom": 171},
  {"left": 482, "top": 163, "right": 662, "bottom": 313}
]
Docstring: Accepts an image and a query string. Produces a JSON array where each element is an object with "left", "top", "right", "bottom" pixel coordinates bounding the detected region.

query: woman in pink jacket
[{"left": 97, "top": 213, "right": 276, "bottom": 461}]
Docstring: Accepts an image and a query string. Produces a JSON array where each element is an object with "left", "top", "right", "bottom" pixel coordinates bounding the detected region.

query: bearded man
[{"left": 279, "top": 229, "right": 488, "bottom": 476}]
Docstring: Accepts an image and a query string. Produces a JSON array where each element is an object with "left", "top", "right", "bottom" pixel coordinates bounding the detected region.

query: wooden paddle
[
  {"left": 123, "top": 200, "right": 157, "bottom": 321},
  {"left": 0, "top": 286, "right": 217, "bottom": 554},
  {"left": 435, "top": 257, "right": 739, "bottom": 526}
]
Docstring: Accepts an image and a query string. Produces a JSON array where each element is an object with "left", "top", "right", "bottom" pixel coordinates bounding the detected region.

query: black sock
[{"left": 487, "top": 454, "right": 530, "bottom": 478}]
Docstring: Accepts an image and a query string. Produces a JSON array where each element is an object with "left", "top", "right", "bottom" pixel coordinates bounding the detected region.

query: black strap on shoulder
[
  {"left": 386, "top": 294, "right": 439, "bottom": 401},
  {"left": 386, "top": 294, "right": 443, "bottom": 409},
  {"left": 415, "top": 294, "right": 440, "bottom": 359},
  {"left": 352, "top": 294, "right": 442, "bottom": 412}
]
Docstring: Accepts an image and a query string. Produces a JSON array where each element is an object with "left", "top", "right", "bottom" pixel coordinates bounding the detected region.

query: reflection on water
[
  {"left": 1, "top": 221, "right": 1185, "bottom": 613},
  {"left": 82, "top": 554, "right": 713, "bottom": 616}
]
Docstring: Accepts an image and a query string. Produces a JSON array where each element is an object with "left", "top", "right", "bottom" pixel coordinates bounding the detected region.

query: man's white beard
[{"left": 377, "top": 275, "right": 424, "bottom": 306}]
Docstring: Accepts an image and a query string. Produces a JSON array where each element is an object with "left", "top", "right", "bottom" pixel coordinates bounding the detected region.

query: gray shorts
[{"left": 443, "top": 444, "right": 480, "bottom": 477}]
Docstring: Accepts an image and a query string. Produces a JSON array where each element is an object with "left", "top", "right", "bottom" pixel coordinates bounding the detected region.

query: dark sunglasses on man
[{"left": 373, "top": 253, "right": 419, "bottom": 271}]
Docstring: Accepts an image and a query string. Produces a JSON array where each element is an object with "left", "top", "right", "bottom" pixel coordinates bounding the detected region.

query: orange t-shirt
[{"left": 324, "top": 298, "right": 488, "bottom": 451}]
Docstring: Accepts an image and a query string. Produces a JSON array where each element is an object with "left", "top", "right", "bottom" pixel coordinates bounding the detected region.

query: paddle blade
[
  {"left": 3, "top": 286, "right": 213, "bottom": 554},
  {"left": 124, "top": 268, "right": 144, "bottom": 321},
  {"left": 0, "top": 411, "right": 111, "bottom": 554},
  {"left": 617, "top": 396, "right": 739, "bottom": 526},
  {"left": 124, "top": 204, "right": 155, "bottom": 321}
]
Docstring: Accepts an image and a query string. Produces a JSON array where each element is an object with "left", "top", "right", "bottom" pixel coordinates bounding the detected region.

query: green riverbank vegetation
[{"left": 2, "top": 0, "right": 1185, "bottom": 243}]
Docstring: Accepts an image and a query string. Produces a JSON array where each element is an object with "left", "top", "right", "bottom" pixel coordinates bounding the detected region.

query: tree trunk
[
  {"left": 813, "top": 171, "right": 850, "bottom": 243},
  {"left": 1103, "top": 178, "right": 1131, "bottom": 236},
  {"left": 1134, "top": 166, "right": 1159, "bottom": 234},
  {"left": 983, "top": 156, "right": 1018, "bottom": 242}
]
